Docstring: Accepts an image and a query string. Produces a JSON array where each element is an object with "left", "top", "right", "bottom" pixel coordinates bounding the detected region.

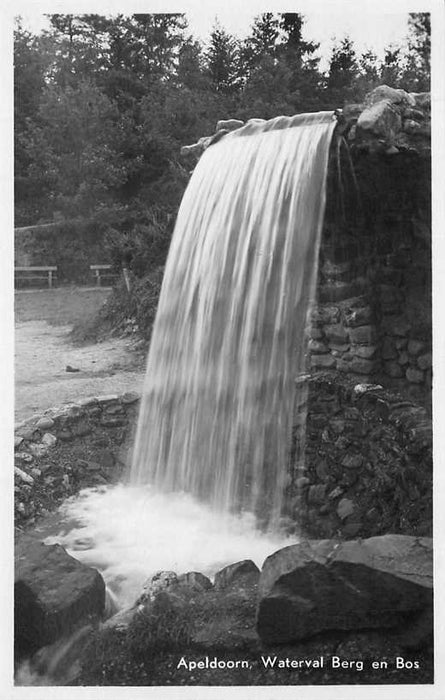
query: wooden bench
[
  {"left": 90, "top": 264, "right": 118, "bottom": 287},
  {"left": 14, "top": 266, "right": 57, "bottom": 289}
]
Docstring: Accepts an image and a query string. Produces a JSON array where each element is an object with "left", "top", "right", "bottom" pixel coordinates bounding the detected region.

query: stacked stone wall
[
  {"left": 309, "top": 150, "right": 431, "bottom": 405},
  {"left": 290, "top": 375, "right": 432, "bottom": 541},
  {"left": 14, "top": 392, "right": 139, "bottom": 527}
]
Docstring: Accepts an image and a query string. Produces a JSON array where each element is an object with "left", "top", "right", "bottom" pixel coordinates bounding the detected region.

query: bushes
[
  {"left": 79, "top": 597, "right": 195, "bottom": 685},
  {"left": 129, "top": 598, "right": 194, "bottom": 659},
  {"left": 70, "top": 268, "right": 163, "bottom": 345},
  {"left": 104, "top": 206, "right": 175, "bottom": 276}
]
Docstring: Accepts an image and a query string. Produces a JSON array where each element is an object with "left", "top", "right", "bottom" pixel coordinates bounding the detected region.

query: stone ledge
[{"left": 14, "top": 392, "right": 141, "bottom": 527}]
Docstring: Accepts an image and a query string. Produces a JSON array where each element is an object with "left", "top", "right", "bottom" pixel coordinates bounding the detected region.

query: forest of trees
[{"left": 14, "top": 12, "right": 430, "bottom": 278}]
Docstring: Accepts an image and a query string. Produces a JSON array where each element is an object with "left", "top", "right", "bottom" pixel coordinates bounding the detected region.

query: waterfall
[{"left": 131, "top": 111, "right": 336, "bottom": 527}]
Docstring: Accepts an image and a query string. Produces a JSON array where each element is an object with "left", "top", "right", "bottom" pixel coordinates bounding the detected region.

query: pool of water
[{"left": 39, "top": 483, "right": 295, "bottom": 609}]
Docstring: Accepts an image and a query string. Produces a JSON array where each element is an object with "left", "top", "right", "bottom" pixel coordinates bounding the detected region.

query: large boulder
[
  {"left": 136, "top": 570, "right": 178, "bottom": 605},
  {"left": 257, "top": 535, "right": 432, "bottom": 644},
  {"left": 15, "top": 536, "right": 106, "bottom": 656},
  {"left": 356, "top": 100, "right": 402, "bottom": 143},
  {"left": 214, "top": 559, "right": 260, "bottom": 590},
  {"left": 364, "top": 85, "right": 416, "bottom": 107},
  {"left": 353, "top": 85, "right": 430, "bottom": 153}
]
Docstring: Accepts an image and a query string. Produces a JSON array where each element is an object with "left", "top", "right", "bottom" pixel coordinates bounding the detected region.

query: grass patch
[
  {"left": 15, "top": 288, "right": 111, "bottom": 327},
  {"left": 79, "top": 596, "right": 195, "bottom": 685}
]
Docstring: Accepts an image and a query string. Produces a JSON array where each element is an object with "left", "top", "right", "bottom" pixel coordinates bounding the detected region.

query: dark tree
[
  {"left": 279, "top": 13, "right": 319, "bottom": 60},
  {"left": 177, "top": 38, "right": 208, "bottom": 91},
  {"left": 241, "top": 13, "right": 280, "bottom": 74},
  {"left": 403, "top": 12, "right": 430, "bottom": 91},
  {"left": 326, "top": 36, "right": 359, "bottom": 105},
  {"left": 277, "top": 13, "right": 323, "bottom": 112},
  {"left": 379, "top": 46, "right": 404, "bottom": 88},
  {"left": 205, "top": 22, "right": 241, "bottom": 94}
]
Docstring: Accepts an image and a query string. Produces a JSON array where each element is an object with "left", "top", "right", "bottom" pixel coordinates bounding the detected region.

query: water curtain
[{"left": 131, "top": 111, "right": 337, "bottom": 528}]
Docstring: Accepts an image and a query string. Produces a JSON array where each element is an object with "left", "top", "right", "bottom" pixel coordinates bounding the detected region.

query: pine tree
[
  {"left": 279, "top": 13, "right": 319, "bottom": 61},
  {"left": 177, "top": 37, "right": 207, "bottom": 91},
  {"left": 242, "top": 13, "right": 280, "bottom": 74},
  {"left": 205, "top": 21, "right": 240, "bottom": 94},
  {"left": 277, "top": 13, "right": 323, "bottom": 112},
  {"left": 326, "top": 36, "right": 359, "bottom": 106},
  {"left": 379, "top": 46, "right": 404, "bottom": 88},
  {"left": 403, "top": 12, "right": 430, "bottom": 91}
]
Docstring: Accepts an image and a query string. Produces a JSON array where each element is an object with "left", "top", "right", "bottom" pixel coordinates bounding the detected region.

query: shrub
[
  {"left": 79, "top": 597, "right": 195, "bottom": 685},
  {"left": 70, "top": 267, "right": 163, "bottom": 345}
]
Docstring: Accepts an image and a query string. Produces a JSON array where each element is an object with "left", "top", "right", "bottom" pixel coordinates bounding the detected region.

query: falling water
[{"left": 131, "top": 111, "right": 336, "bottom": 527}]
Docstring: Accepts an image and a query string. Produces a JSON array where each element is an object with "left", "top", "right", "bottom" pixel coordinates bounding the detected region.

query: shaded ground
[
  {"left": 15, "top": 288, "right": 146, "bottom": 421},
  {"left": 78, "top": 645, "right": 433, "bottom": 687}
]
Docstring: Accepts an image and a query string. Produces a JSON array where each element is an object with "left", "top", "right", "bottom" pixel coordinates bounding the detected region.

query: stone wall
[
  {"left": 290, "top": 375, "right": 432, "bottom": 541},
  {"left": 312, "top": 205, "right": 432, "bottom": 406},
  {"left": 312, "top": 87, "right": 431, "bottom": 405},
  {"left": 14, "top": 392, "right": 139, "bottom": 527}
]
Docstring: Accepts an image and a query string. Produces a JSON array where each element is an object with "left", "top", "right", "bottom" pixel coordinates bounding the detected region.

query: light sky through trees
[{"left": 17, "top": 3, "right": 411, "bottom": 72}]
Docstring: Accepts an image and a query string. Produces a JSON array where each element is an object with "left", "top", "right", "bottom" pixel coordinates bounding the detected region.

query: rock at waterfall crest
[{"left": 181, "top": 85, "right": 431, "bottom": 163}]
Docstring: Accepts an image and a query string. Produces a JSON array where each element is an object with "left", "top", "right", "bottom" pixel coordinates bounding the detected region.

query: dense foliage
[{"left": 14, "top": 12, "right": 430, "bottom": 280}]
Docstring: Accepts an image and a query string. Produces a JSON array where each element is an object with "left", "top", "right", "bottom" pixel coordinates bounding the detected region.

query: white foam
[{"left": 44, "top": 483, "right": 295, "bottom": 608}]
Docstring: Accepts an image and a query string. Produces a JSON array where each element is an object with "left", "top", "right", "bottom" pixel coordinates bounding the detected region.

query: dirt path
[{"left": 15, "top": 289, "right": 146, "bottom": 421}]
